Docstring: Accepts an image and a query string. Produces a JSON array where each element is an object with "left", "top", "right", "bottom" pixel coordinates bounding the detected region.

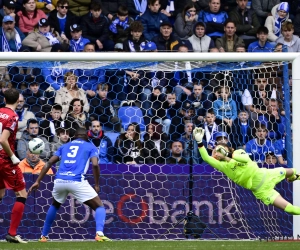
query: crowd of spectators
[{"left": 0, "top": 0, "right": 294, "bottom": 170}]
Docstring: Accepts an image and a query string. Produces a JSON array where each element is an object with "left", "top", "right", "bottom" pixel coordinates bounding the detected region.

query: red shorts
[{"left": 0, "top": 161, "right": 26, "bottom": 192}]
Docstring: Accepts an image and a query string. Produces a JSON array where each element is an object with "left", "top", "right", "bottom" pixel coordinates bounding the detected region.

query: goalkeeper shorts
[{"left": 252, "top": 167, "right": 286, "bottom": 205}]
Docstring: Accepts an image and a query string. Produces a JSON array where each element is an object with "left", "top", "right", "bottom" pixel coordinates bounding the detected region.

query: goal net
[{"left": 0, "top": 54, "right": 293, "bottom": 240}]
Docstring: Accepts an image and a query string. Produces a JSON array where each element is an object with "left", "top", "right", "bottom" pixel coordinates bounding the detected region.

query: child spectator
[
  {"left": 245, "top": 123, "right": 276, "bottom": 163},
  {"left": 213, "top": 86, "right": 237, "bottom": 128},
  {"left": 51, "top": 127, "right": 70, "bottom": 156},
  {"left": 0, "top": 0, "right": 20, "bottom": 26},
  {"left": 231, "top": 110, "right": 252, "bottom": 149},
  {"left": 201, "top": 109, "right": 222, "bottom": 154},
  {"left": 265, "top": 2, "right": 290, "bottom": 42},
  {"left": 17, "top": 0, "right": 47, "bottom": 35},
  {"left": 69, "top": 23, "right": 90, "bottom": 52},
  {"left": 88, "top": 83, "right": 121, "bottom": 132},
  {"left": 40, "top": 103, "right": 65, "bottom": 142},
  {"left": 248, "top": 26, "right": 275, "bottom": 52},
  {"left": 109, "top": 5, "right": 134, "bottom": 45},
  {"left": 264, "top": 151, "right": 278, "bottom": 166},
  {"left": 122, "top": 20, "right": 146, "bottom": 52},
  {"left": 140, "top": 0, "right": 169, "bottom": 41},
  {"left": 81, "top": 1, "right": 114, "bottom": 51},
  {"left": 188, "top": 21, "right": 215, "bottom": 52},
  {"left": 163, "top": 92, "right": 181, "bottom": 135}
]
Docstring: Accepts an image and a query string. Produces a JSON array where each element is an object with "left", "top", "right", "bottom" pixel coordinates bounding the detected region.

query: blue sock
[
  {"left": 95, "top": 206, "right": 106, "bottom": 233},
  {"left": 42, "top": 205, "right": 58, "bottom": 236}
]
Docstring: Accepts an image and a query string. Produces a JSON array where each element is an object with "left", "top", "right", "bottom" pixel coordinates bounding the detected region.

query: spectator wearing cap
[
  {"left": 276, "top": 22, "right": 300, "bottom": 52},
  {"left": 22, "top": 77, "right": 53, "bottom": 119},
  {"left": 265, "top": 2, "right": 290, "bottom": 42},
  {"left": 174, "top": 2, "right": 198, "bottom": 40},
  {"left": 169, "top": 100, "right": 196, "bottom": 141},
  {"left": 0, "top": 0, "right": 19, "bottom": 26},
  {"left": 152, "top": 21, "right": 182, "bottom": 52},
  {"left": 122, "top": 20, "right": 147, "bottom": 52},
  {"left": 109, "top": 5, "right": 134, "bottom": 45},
  {"left": 17, "top": 0, "right": 47, "bottom": 35},
  {"left": 215, "top": 131, "right": 231, "bottom": 147},
  {"left": 143, "top": 41, "right": 157, "bottom": 51},
  {"left": 228, "top": 0, "right": 260, "bottom": 47},
  {"left": 215, "top": 20, "right": 245, "bottom": 52},
  {"left": 48, "top": 0, "right": 78, "bottom": 40},
  {"left": 140, "top": 0, "right": 169, "bottom": 41},
  {"left": 0, "top": 15, "right": 26, "bottom": 52},
  {"left": 69, "top": 23, "right": 90, "bottom": 52},
  {"left": 248, "top": 26, "right": 275, "bottom": 52},
  {"left": 80, "top": 1, "right": 114, "bottom": 51},
  {"left": 197, "top": 0, "right": 228, "bottom": 40},
  {"left": 22, "top": 18, "right": 66, "bottom": 52},
  {"left": 188, "top": 21, "right": 214, "bottom": 52}
]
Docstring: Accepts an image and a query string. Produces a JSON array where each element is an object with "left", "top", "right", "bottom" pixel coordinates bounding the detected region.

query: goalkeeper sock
[
  {"left": 284, "top": 203, "right": 300, "bottom": 215},
  {"left": 95, "top": 206, "right": 106, "bottom": 234},
  {"left": 42, "top": 205, "right": 58, "bottom": 236}
]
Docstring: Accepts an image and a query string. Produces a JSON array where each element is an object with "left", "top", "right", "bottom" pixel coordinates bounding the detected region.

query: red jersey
[{"left": 0, "top": 107, "right": 18, "bottom": 160}]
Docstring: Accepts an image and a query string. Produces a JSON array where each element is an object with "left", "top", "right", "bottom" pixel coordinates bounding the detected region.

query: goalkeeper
[{"left": 193, "top": 127, "right": 300, "bottom": 215}]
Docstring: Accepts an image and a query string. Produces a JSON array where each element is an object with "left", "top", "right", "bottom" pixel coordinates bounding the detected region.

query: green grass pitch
[{"left": 1, "top": 240, "right": 300, "bottom": 250}]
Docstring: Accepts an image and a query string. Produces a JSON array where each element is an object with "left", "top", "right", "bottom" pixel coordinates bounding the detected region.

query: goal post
[{"left": 0, "top": 52, "right": 298, "bottom": 240}]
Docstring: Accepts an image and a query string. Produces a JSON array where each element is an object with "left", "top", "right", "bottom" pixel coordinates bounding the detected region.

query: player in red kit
[{"left": 0, "top": 88, "right": 27, "bottom": 243}]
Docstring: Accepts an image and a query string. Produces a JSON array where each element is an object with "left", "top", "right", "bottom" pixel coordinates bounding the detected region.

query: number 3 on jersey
[{"left": 67, "top": 146, "right": 79, "bottom": 158}]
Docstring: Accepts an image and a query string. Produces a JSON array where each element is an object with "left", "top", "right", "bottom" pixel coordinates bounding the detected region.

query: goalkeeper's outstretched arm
[{"left": 197, "top": 142, "right": 225, "bottom": 171}]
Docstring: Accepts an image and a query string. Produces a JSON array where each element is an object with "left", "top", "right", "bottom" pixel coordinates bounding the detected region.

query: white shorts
[{"left": 52, "top": 179, "right": 98, "bottom": 204}]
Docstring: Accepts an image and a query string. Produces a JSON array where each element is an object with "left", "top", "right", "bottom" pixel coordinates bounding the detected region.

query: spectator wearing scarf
[
  {"left": 265, "top": 2, "right": 290, "bottom": 42},
  {"left": 0, "top": 15, "right": 25, "bottom": 52},
  {"left": 22, "top": 17, "right": 65, "bottom": 51},
  {"left": 109, "top": 6, "right": 134, "bottom": 44},
  {"left": 127, "top": 0, "right": 147, "bottom": 19}
]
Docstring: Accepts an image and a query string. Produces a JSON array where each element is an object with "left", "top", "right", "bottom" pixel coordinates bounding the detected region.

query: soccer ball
[{"left": 28, "top": 138, "right": 45, "bottom": 154}]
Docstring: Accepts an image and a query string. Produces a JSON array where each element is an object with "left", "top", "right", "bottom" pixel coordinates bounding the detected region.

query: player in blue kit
[{"left": 28, "top": 128, "right": 111, "bottom": 242}]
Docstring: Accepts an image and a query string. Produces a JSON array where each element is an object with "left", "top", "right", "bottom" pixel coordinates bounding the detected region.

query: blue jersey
[
  {"left": 245, "top": 139, "right": 275, "bottom": 163},
  {"left": 55, "top": 139, "right": 98, "bottom": 181}
]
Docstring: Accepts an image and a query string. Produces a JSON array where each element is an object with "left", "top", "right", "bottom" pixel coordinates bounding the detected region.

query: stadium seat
[
  {"left": 118, "top": 106, "right": 146, "bottom": 131},
  {"left": 105, "top": 132, "right": 120, "bottom": 145}
]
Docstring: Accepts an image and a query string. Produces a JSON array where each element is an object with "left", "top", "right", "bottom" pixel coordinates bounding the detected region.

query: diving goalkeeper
[{"left": 193, "top": 127, "right": 300, "bottom": 215}]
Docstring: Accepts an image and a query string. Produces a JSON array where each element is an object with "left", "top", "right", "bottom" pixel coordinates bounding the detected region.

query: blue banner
[{"left": 0, "top": 165, "right": 293, "bottom": 240}]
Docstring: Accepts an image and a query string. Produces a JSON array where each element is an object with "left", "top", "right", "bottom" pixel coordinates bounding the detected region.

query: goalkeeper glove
[
  {"left": 193, "top": 127, "right": 205, "bottom": 144},
  {"left": 215, "top": 145, "right": 229, "bottom": 157}
]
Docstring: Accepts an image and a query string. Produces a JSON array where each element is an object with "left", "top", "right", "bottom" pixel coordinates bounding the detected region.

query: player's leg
[
  {"left": 73, "top": 180, "right": 111, "bottom": 242},
  {"left": 39, "top": 198, "right": 61, "bottom": 242},
  {"left": 39, "top": 180, "right": 67, "bottom": 242},
  {"left": 3, "top": 165, "right": 28, "bottom": 243},
  {"left": 84, "top": 196, "right": 111, "bottom": 242},
  {"left": 273, "top": 194, "right": 300, "bottom": 215}
]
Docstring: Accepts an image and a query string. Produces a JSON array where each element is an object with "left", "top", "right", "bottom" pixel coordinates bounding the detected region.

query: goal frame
[{"left": 1, "top": 52, "right": 299, "bottom": 238}]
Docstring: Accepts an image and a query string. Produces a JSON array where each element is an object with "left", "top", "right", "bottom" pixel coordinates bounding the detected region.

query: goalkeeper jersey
[{"left": 199, "top": 146, "right": 260, "bottom": 190}]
